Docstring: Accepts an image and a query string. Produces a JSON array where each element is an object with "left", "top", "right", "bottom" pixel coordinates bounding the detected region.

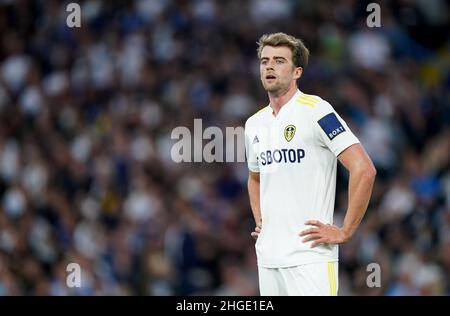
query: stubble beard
[{"left": 263, "top": 80, "right": 290, "bottom": 98}]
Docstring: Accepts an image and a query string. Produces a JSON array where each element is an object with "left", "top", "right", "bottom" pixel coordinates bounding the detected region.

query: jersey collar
[{"left": 268, "top": 89, "right": 302, "bottom": 118}]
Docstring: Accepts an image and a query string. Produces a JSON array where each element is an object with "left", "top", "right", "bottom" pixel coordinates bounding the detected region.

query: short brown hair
[{"left": 257, "top": 32, "right": 309, "bottom": 68}]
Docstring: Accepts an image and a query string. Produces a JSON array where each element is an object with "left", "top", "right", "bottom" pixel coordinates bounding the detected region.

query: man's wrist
[{"left": 340, "top": 226, "right": 353, "bottom": 242}]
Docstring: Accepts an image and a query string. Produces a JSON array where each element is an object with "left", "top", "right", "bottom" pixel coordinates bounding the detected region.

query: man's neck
[{"left": 268, "top": 85, "right": 298, "bottom": 116}]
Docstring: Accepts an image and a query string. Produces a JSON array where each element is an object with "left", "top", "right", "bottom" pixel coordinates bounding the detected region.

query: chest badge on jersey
[{"left": 284, "top": 125, "right": 296, "bottom": 142}]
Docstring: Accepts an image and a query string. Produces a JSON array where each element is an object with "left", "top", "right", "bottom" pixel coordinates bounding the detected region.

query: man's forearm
[
  {"left": 341, "top": 167, "right": 376, "bottom": 239},
  {"left": 248, "top": 175, "right": 261, "bottom": 225}
]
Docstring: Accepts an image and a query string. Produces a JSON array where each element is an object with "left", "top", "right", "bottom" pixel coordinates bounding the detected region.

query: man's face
[{"left": 259, "top": 45, "right": 302, "bottom": 95}]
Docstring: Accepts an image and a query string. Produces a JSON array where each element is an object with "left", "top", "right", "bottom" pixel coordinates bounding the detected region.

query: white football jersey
[{"left": 245, "top": 90, "right": 360, "bottom": 268}]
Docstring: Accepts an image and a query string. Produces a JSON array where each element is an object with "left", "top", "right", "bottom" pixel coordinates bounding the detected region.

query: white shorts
[{"left": 258, "top": 261, "right": 338, "bottom": 296}]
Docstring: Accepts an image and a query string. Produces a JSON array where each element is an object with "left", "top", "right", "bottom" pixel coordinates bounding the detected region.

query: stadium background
[{"left": 0, "top": 0, "right": 449, "bottom": 295}]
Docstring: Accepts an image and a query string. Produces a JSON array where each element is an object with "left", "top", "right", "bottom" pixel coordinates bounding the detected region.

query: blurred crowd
[{"left": 0, "top": 0, "right": 449, "bottom": 295}]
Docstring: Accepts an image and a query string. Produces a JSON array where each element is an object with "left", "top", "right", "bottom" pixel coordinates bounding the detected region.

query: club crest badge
[{"left": 284, "top": 125, "right": 296, "bottom": 142}]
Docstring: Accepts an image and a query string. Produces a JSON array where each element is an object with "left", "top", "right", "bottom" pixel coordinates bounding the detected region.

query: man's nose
[{"left": 265, "top": 62, "right": 274, "bottom": 71}]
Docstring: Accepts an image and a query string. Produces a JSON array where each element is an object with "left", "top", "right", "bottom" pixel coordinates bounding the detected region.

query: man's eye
[{"left": 276, "top": 60, "right": 283, "bottom": 64}]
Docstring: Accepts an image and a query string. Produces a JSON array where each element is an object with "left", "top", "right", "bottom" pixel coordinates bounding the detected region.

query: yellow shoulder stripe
[
  {"left": 295, "top": 94, "right": 321, "bottom": 108},
  {"left": 302, "top": 95, "right": 321, "bottom": 102},
  {"left": 249, "top": 106, "right": 270, "bottom": 118}
]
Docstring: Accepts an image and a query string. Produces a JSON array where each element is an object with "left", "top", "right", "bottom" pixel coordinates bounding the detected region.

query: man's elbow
[
  {"left": 351, "top": 160, "right": 376, "bottom": 183},
  {"left": 363, "top": 162, "right": 377, "bottom": 183}
]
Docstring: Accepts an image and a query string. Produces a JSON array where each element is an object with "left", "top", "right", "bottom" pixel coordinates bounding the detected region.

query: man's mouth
[{"left": 266, "top": 75, "right": 276, "bottom": 80}]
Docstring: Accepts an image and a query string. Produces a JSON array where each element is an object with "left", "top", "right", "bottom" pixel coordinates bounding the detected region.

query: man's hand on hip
[{"left": 299, "top": 220, "right": 349, "bottom": 248}]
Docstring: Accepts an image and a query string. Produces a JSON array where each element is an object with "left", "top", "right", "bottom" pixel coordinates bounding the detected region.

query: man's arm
[
  {"left": 300, "top": 143, "right": 376, "bottom": 247},
  {"left": 248, "top": 171, "right": 262, "bottom": 239}
]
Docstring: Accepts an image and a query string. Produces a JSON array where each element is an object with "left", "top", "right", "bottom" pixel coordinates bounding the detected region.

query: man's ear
[{"left": 294, "top": 67, "right": 303, "bottom": 80}]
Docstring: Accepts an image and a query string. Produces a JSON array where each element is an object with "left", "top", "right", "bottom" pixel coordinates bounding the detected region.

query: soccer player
[{"left": 245, "top": 32, "right": 376, "bottom": 296}]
